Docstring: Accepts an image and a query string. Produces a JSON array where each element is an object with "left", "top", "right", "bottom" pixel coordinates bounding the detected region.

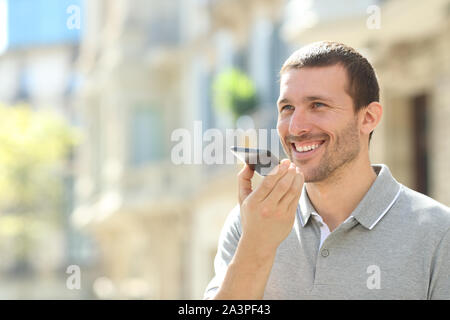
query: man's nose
[{"left": 288, "top": 107, "right": 312, "bottom": 136}]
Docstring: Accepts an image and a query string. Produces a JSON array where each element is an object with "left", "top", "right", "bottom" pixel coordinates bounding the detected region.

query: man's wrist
[
  {"left": 216, "top": 250, "right": 276, "bottom": 300},
  {"left": 233, "top": 235, "right": 278, "bottom": 271}
]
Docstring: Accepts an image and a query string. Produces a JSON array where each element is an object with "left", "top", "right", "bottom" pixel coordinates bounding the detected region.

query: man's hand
[
  {"left": 238, "top": 159, "right": 304, "bottom": 254},
  {"left": 213, "top": 159, "right": 304, "bottom": 300}
]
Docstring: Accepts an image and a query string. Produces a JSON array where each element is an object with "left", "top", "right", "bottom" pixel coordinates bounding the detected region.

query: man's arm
[
  {"left": 212, "top": 234, "right": 277, "bottom": 299},
  {"left": 211, "top": 159, "right": 303, "bottom": 299}
]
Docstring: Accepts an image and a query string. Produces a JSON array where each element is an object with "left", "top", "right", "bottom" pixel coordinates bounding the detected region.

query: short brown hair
[{"left": 280, "top": 41, "right": 379, "bottom": 141}]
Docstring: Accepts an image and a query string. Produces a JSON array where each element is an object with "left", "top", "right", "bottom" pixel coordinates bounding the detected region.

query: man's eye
[
  {"left": 280, "top": 105, "right": 294, "bottom": 112},
  {"left": 313, "top": 102, "right": 326, "bottom": 108}
]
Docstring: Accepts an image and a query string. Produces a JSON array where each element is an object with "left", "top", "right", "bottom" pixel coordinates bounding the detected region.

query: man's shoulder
[
  {"left": 396, "top": 184, "right": 450, "bottom": 230},
  {"left": 220, "top": 204, "right": 242, "bottom": 237},
  {"left": 228, "top": 204, "right": 242, "bottom": 222}
]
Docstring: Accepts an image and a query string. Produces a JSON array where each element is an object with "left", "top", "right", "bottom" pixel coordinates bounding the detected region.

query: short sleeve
[
  {"left": 203, "top": 205, "right": 242, "bottom": 299},
  {"left": 429, "top": 227, "right": 450, "bottom": 299}
]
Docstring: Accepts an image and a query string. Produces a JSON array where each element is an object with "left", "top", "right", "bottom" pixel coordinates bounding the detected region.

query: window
[
  {"left": 129, "top": 105, "right": 164, "bottom": 166},
  {"left": 412, "top": 94, "right": 429, "bottom": 195}
]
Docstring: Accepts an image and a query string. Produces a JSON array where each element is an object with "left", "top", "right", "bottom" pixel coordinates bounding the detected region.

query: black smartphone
[{"left": 230, "top": 146, "right": 280, "bottom": 176}]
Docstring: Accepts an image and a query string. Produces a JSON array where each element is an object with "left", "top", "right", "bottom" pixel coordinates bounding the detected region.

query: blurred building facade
[
  {"left": 72, "top": 0, "right": 291, "bottom": 299},
  {"left": 0, "top": 0, "right": 91, "bottom": 298},
  {"left": 0, "top": 0, "right": 81, "bottom": 114}
]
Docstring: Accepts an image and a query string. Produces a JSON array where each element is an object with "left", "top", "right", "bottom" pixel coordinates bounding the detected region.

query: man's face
[{"left": 277, "top": 64, "right": 362, "bottom": 183}]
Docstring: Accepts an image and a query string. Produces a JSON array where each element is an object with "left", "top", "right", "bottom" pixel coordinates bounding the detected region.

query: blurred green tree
[
  {"left": 212, "top": 68, "right": 259, "bottom": 124},
  {"left": 0, "top": 104, "right": 80, "bottom": 274}
]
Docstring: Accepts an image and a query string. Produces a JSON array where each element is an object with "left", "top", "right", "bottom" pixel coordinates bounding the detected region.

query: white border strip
[{"left": 369, "top": 185, "right": 403, "bottom": 230}]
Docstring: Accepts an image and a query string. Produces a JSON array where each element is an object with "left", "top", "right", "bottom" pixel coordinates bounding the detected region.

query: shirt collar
[{"left": 298, "top": 164, "right": 402, "bottom": 230}]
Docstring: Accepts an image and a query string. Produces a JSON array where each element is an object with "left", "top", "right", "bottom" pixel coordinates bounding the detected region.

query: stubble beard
[{"left": 286, "top": 118, "right": 361, "bottom": 183}]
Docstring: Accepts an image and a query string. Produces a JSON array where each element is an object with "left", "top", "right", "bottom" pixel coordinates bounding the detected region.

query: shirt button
[{"left": 321, "top": 249, "right": 329, "bottom": 257}]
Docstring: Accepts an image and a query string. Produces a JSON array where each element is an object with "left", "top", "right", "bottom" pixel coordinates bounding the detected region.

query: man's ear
[{"left": 360, "top": 102, "right": 382, "bottom": 137}]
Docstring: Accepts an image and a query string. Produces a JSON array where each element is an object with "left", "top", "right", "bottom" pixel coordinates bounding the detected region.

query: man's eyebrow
[
  {"left": 277, "top": 98, "right": 291, "bottom": 105},
  {"left": 277, "top": 95, "right": 334, "bottom": 105},
  {"left": 303, "top": 95, "right": 334, "bottom": 103}
]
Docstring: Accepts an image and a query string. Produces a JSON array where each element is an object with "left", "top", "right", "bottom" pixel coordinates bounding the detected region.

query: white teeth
[{"left": 295, "top": 144, "right": 319, "bottom": 152}]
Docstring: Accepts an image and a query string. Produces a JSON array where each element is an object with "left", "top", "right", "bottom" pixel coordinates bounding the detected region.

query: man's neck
[{"left": 305, "top": 157, "right": 377, "bottom": 232}]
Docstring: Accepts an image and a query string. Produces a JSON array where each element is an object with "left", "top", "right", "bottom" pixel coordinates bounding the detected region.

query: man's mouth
[{"left": 290, "top": 140, "right": 326, "bottom": 159}]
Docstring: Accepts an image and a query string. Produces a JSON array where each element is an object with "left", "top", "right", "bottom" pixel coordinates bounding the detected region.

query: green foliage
[
  {"left": 0, "top": 103, "right": 81, "bottom": 226},
  {"left": 0, "top": 104, "right": 80, "bottom": 209},
  {"left": 0, "top": 103, "right": 81, "bottom": 269},
  {"left": 212, "top": 68, "right": 258, "bottom": 122}
]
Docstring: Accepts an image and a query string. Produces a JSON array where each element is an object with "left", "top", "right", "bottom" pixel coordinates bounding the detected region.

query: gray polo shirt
[{"left": 203, "top": 164, "right": 450, "bottom": 299}]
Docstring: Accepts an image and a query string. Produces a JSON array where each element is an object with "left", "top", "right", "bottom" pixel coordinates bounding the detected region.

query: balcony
[{"left": 281, "top": 0, "right": 449, "bottom": 49}]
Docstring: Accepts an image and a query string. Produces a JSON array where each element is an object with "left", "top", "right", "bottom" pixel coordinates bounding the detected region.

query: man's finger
[
  {"left": 238, "top": 163, "right": 255, "bottom": 204},
  {"left": 263, "top": 163, "right": 297, "bottom": 205},
  {"left": 278, "top": 169, "right": 304, "bottom": 211},
  {"left": 251, "top": 159, "right": 291, "bottom": 201}
]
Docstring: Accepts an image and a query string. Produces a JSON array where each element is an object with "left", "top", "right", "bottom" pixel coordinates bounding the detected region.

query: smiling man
[{"left": 204, "top": 41, "right": 450, "bottom": 300}]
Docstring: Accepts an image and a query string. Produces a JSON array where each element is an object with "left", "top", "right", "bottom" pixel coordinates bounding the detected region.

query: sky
[{"left": 0, "top": 0, "right": 8, "bottom": 55}]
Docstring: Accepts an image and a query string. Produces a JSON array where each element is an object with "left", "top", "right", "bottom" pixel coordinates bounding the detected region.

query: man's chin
[
  {"left": 299, "top": 170, "right": 314, "bottom": 183},
  {"left": 303, "top": 174, "right": 322, "bottom": 183},
  {"left": 296, "top": 165, "right": 328, "bottom": 183},
  {"left": 286, "top": 153, "right": 326, "bottom": 182}
]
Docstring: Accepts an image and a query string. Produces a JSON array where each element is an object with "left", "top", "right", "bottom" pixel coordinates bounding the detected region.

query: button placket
[
  {"left": 313, "top": 219, "right": 360, "bottom": 287},
  {"left": 313, "top": 225, "right": 348, "bottom": 286},
  {"left": 311, "top": 213, "right": 331, "bottom": 250}
]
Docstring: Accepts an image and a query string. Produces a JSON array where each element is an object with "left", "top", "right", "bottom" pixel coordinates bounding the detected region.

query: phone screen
[{"left": 230, "top": 146, "right": 280, "bottom": 176}]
